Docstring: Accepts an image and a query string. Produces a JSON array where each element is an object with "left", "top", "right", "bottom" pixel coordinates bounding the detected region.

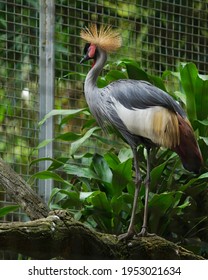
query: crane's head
[
  {"left": 80, "top": 42, "right": 98, "bottom": 64},
  {"left": 80, "top": 24, "right": 122, "bottom": 64}
]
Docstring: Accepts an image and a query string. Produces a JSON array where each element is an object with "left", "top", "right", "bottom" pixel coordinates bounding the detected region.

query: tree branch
[
  {"left": 0, "top": 210, "right": 204, "bottom": 260},
  {"left": 0, "top": 158, "right": 49, "bottom": 220}
]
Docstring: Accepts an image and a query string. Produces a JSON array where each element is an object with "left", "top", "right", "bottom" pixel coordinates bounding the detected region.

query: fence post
[{"left": 38, "top": 0, "right": 55, "bottom": 202}]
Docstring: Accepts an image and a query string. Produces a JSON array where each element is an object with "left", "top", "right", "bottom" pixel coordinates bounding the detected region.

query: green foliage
[
  {"left": 164, "top": 63, "right": 208, "bottom": 166},
  {"left": 0, "top": 205, "right": 20, "bottom": 218},
  {"left": 32, "top": 61, "right": 208, "bottom": 257}
]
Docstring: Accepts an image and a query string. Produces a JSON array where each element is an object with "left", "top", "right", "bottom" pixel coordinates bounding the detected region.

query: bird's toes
[
  {"left": 118, "top": 231, "right": 135, "bottom": 241},
  {"left": 134, "top": 227, "right": 155, "bottom": 238}
]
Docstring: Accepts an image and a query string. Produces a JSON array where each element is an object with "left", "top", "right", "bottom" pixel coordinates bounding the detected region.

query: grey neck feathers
[{"left": 84, "top": 48, "right": 107, "bottom": 94}]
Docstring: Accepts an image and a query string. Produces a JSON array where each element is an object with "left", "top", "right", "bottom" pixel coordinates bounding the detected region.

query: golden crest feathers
[{"left": 80, "top": 24, "right": 122, "bottom": 52}]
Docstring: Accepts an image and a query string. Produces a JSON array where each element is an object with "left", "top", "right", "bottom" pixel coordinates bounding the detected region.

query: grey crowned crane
[{"left": 80, "top": 24, "right": 203, "bottom": 240}]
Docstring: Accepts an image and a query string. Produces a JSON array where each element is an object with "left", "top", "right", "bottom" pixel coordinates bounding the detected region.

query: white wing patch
[{"left": 112, "top": 99, "right": 180, "bottom": 148}]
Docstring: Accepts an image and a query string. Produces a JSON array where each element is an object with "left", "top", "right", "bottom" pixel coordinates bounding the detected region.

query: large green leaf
[
  {"left": 180, "top": 63, "right": 198, "bottom": 122},
  {"left": 105, "top": 70, "right": 127, "bottom": 83},
  {"left": 194, "top": 76, "right": 208, "bottom": 134},
  {"left": 119, "top": 59, "right": 149, "bottom": 81}
]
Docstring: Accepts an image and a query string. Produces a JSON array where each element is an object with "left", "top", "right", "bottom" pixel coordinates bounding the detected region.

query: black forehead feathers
[{"left": 83, "top": 43, "right": 91, "bottom": 54}]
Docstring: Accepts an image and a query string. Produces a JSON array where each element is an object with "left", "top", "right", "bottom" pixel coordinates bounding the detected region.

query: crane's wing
[
  {"left": 100, "top": 80, "right": 187, "bottom": 149},
  {"left": 108, "top": 80, "right": 185, "bottom": 116}
]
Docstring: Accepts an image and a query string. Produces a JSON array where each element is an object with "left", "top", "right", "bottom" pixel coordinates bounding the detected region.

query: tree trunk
[
  {"left": 0, "top": 158, "right": 49, "bottom": 220},
  {"left": 0, "top": 158, "right": 204, "bottom": 260}
]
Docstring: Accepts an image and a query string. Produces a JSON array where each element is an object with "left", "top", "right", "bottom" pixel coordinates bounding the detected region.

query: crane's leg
[
  {"left": 118, "top": 147, "right": 142, "bottom": 240},
  {"left": 136, "top": 148, "right": 154, "bottom": 237}
]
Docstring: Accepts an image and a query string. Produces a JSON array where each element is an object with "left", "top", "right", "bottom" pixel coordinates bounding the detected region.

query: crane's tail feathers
[{"left": 173, "top": 114, "right": 203, "bottom": 173}]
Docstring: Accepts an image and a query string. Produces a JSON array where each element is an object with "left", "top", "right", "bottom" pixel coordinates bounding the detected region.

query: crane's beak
[{"left": 80, "top": 54, "right": 89, "bottom": 64}]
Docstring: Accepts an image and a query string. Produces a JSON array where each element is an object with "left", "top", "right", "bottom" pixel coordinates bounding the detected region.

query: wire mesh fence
[{"left": 0, "top": 0, "right": 208, "bottom": 220}]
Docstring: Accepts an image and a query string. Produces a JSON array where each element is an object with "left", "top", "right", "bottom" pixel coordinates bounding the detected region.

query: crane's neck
[{"left": 84, "top": 48, "right": 107, "bottom": 95}]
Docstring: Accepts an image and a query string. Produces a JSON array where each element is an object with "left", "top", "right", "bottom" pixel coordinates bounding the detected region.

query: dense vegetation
[
  {"left": 0, "top": 0, "right": 207, "bottom": 258},
  {"left": 31, "top": 61, "right": 208, "bottom": 258}
]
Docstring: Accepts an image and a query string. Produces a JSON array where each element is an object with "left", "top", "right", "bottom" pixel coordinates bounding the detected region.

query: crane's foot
[
  {"left": 134, "top": 226, "right": 155, "bottom": 238},
  {"left": 118, "top": 229, "right": 135, "bottom": 241}
]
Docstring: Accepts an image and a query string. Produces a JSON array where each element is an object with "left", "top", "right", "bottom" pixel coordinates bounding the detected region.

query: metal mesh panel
[
  {"left": 0, "top": 0, "right": 39, "bottom": 220},
  {"left": 0, "top": 0, "right": 207, "bottom": 217},
  {"left": 52, "top": 0, "right": 208, "bottom": 158}
]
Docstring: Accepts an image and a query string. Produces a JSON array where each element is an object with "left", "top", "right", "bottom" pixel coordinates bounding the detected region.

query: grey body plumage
[{"left": 80, "top": 26, "right": 203, "bottom": 240}]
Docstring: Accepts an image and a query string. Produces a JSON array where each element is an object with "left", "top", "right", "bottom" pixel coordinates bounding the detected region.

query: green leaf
[
  {"left": 0, "top": 205, "right": 19, "bottom": 218},
  {"left": 33, "top": 139, "right": 54, "bottom": 150},
  {"left": 150, "top": 161, "right": 167, "bottom": 190},
  {"left": 60, "top": 190, "right": 81, "bottom": 208},
  {"left": 197, "top": 120, "right": 208, "bottom": 126},
  {"left": 86, "top": 191, "right": 113, "bottom": 232},
  {"left": 30, "top": 157, "right": 69, "bottom": 170},
  {"left": 149, "top": 192, "right": 174, "bottom": 212},
  {"left": 104, "top": 152, "right": 120, "bottom": 169},
  {"left": 195, "top": 76, "right": 208, "bottom": 122},
  {"left": 56, "top": 132, "right": 81, "bottom": 142},
  {"left": 180, "top": 172, "right": 208, "bottom": 191},
  {"left": 48, "top": 187, "right": 81, "bottom": 208},
  {"left": 112, "top": 158, "right": 132, "bottom": 195},
  {"left": 88, "top": 191, "right": 112, "bottom": 213},
  {"left": 70, "top": 126, "right": 100, "bottom": 155},
  {"left": 149, "top": 74, "right": 167, "bottom": 91},
  {"left": 105, "top": 70, "right": 127, "bottom": 83},
  {"left": 61, "top": 72, "right": 86, "bottom": 79},
  {"left": 128, "top": 65, "right": 149, "bottom": 81},
  {"left": 180, "top": 63, "right": 198, "bottom": 122},
  {"left": 39, "top": 108, "right": 87, "bottom": 127},
  {"left": 118, "top": 147, "right": 132, "bottom": 163},
  {"left": 31, "top": 171, "right": 71, "bottom": 186},
  {"left": 48, "top": 157, "right": 69, "bottom": 170},
  {"left": 93, "top": 133, "right": 122, "bottom": 146},
  {"left": 63, "top": 164, "right": 100, "bottom": 180},
  {"left": 48, "top": 187, "right": 62, "bottom": 205},
  {"left": 59, "top": 110, "right": 90, "bottom": 127},
  {"left": 97, "top": 76, "right": 109, "bottom": 88},
  {"left": 92, "top": 154, "right": 112, "bottom": 184},
  {"left": 80, "top": 192, "right": 94, "bottom": 201},
  {"left": 199, "top": 136, "right": 208, "bottom": 146},
  {"left": 173, "top": 91, "right": 186, "bottom": 105}
]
